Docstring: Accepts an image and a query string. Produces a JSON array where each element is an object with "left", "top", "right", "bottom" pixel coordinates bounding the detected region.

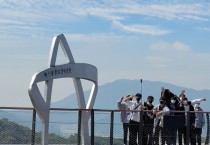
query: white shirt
[
  {"left": 117, "top": 97, "right": 130, "bottom": 123},
  {"left": 126, "top": 100, "right": 142, "bottom": 122}
]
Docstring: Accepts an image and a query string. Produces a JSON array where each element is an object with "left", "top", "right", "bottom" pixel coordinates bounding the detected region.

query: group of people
[{"left": 117, "top": 88, "right": 206, "bottom": 145}]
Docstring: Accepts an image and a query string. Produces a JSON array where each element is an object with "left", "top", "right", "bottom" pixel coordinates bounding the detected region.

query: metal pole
[
  {"left": 110, "top": 111, "right": 114, "bottom": 145},
  {"left": 77, "top": 110, "right": 82, "bottom": 145},
  {"left": 205, "top": 113, "right": 209, "bottom": 145},
  {"left": 31, "top": 109, "right": 36, "bottom": 145},
  {"left": 91, "top": 109, "right": 95, "bottom": 145},
  {"left": 140, "top": 79, "right": 143, "bottom": 104},
  {"left": 186, "top": 112, "right": 190, "bottom": 145},
  {"left": 138, "top": 110, "right": 143, "bottom": 145}
]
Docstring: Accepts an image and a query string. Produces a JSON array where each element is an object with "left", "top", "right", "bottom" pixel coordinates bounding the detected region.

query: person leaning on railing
[
  {"left": 177, "top": 97, "right": 195, "bottom": 145},
  {"left": 192, "top": 102, "right": 205, "bottom": 145},
  {"left": 142, "top": 96, "right": 155, "bottom": 145},
  {"left": 168, "top": 95, "right": 179, "bottom": 145},
  {"left": 152, "top": 98, "right": 170, "bottom": 145}
]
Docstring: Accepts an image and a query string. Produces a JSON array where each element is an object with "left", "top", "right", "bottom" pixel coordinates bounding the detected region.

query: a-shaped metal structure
[{"left": 28, "top": 34, "right": 98, "bottom": 145}]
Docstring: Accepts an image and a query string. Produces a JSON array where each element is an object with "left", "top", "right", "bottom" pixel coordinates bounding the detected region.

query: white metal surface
[{"left": 28, "top": 34, "right": 98, "bottom": 145}]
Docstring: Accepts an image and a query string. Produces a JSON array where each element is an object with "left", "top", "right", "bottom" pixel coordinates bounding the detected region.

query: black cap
[
  {"left": 135, "top": 93, "right": 142, "bottom": 98},
  {"left": 147, "top": 96, "right": 154, "bottom": 99}
]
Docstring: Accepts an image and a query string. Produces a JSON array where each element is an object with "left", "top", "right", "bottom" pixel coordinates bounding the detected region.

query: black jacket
[
  {"left": 143, "top": 102, "right": 154, "bottom": 125},
  {"left": 177, "top": 102, "right": 195, "bottom": 125}
]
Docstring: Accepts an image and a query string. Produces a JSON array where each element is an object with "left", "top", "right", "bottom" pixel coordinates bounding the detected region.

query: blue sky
[{"left": 0, "top": 0, "right": 210, "bottom": 107}]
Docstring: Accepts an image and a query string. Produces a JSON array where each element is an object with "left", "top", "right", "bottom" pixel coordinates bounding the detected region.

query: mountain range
[
  {"left": 52, "top": 79, "right": 210, "bottom": 111},
  {"left": 1, "top": 79, "right": 209, "bottom": 137}
]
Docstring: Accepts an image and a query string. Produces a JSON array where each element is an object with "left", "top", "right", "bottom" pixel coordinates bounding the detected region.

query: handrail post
[
  {"left": 31, "top": 109, "right": 36, "bottom": 145},
  {"left": 205, "top": 113, "right": 209, "bottom": 145},
  {"left": 77, "top": 110, "right": 82, "bottom": 145},
  {"left": 186, "top": 111, "right": 190, "bottom": 145},
  {"left": 110, "top": 111, "right": 114, "bottom": 145},
  {"left": 138, "top": 110, "right": 143, "bottom": 145},
  {"left": 91, "top": 109, "right": 95, "bottom": 145}
]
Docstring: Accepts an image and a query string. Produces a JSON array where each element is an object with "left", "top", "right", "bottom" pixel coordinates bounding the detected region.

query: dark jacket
[
  {"left": 177, "top": 102, "right": 195, "bottom": 125},
  {"left": 143, "top": 102, "right": 154, "bottom": 125},
  {"left": 168, "top": 102, "right": 179, "bottom": 115}
]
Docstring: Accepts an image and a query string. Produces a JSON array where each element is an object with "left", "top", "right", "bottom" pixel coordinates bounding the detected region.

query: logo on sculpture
[{"left": 28, "top": 34, "right": 98, "bottom": 145}]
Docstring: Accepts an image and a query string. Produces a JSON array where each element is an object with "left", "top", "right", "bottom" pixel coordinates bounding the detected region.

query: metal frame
[{"left": 28, "top": 34, "right": 98, "bottom": 145}]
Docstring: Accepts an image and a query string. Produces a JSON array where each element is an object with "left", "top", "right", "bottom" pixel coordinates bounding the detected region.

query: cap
[
  {"left": 147, "top": 96, "right": 154, "bottom": 99},
  {"left": 135, "top": 93, "right": 142, "bottom": 98}
]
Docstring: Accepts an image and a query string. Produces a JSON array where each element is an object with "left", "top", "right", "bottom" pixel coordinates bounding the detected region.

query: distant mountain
[
  {"left": 1, "top": 79, "right": 209, "bottom": 138},
  {"left": 52, "top": 79, "right": 210, "bottom": 111}
]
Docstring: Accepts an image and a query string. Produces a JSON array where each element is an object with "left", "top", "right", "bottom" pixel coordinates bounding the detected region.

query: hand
[
  {"left": 156, "top": 111, "right": 162, "bottom": 117},
  {"left": 130, "top": 95, "right": 134, "bottom": 100},
  {"left": 181, "top": 90, "right": 185, "bottom": 94},
  {"left": 202, "top": 98, "right": 206, "bottom": 101},
  {"left": 152, "top": 110, "right": 157, "bottom": 114}
]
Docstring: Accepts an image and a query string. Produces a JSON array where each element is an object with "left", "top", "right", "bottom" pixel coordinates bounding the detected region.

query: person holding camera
[{"left": 117, "top": 95, "right": 131, "bottom": 145}]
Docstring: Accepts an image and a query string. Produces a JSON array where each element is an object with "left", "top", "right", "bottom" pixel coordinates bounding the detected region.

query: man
[
  {"left": 122, "top": 93, "right": 143, "bottom": 145},
  {"left": 193, "top": 102, "right": 205, "bottom": 145},
  {"left": 143, "top": 96, "right": 154, "bottom": 145},
  {"left": 177, "top": 97, "right": 195, "bottom": 145},
  {"left": 168, "top": 96, "right": 179, "bottom": 145},
  {"left": 153, "top": 98, "right": 170, "bottom": 145},
  {"left": 117, "top": 95, "right": 131, "bottom": 145}
]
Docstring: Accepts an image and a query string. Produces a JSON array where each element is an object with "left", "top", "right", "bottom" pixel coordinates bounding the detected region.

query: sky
[{"left": 0, "top": 0, "right": 210, "bottom": 107}]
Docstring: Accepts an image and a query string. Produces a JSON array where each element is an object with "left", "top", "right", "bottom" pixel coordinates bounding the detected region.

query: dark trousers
[
  {"left": 168, "top": 128, "right": 177, "bottom": 145},
  {"left": 153, "top": 125, "right": 167, "bottom": 145},
  {"left": 192, "top": 128, "right": 202, "bottom": 145},
  {"left": 178, "top": 126, "right": 196, "bottom": 145},
  {"left": 154, "top": 125, "right": 169, "bottom": 145},
  {"left": 123, "top": 123, "right": 129, "bottom": 144},
  {"left": 129, "top": 120, "right": 139, "bottom": 145},
  {"left": 143, "top": 124, "right": 153, "bottom": 145},
  {"left": 178, "top": 127, "right": 186, "bottom": 145}
]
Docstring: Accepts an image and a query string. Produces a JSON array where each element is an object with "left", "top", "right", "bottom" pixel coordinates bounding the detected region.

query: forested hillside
[
  {"left": 0, "top": 118, "right": 123, "bottom": 144},
  {"left": 0, "top": 118, "right": 70, "bottom": 144}
]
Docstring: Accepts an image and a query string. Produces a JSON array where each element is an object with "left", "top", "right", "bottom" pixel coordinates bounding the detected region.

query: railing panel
[{"left": 0, "top": 108, "right": 209, "bottom": 145}]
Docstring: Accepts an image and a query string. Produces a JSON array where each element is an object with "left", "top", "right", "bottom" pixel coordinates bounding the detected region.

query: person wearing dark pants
[
  {"left": 152, "top": 98, "right": 170, "bottom": 145},
  {"left": 122, "top": 93, "right": 143, "bottom": 145},
  {"left": 117, "top": 95, "right": 131, "bottom": 145},
  {"left": 177, "top": 97, "right": 195, "bottom": 145},
  {"left": 192, "top": 103, "right": 205, "bottom": 145},
  {"left": 168, "top": 96, "right": 179, "bottom": 145},
  {"left": 143, "top": 96, "right": 154, "bottom": 145}
]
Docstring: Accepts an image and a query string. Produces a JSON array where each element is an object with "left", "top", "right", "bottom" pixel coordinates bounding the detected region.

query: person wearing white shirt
[
  {"left": 122, "top": 93, "right": 143, "bottom": 145},
  {"left": 117, "top": 95, "right": 131, "bottom": 145},
  {"left": 152, "top": 98, "right": 170, "bottom": 145}
]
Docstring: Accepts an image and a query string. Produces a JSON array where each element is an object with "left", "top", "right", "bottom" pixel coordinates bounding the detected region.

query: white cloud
[
  {"left": 0, "top": 0, "right": 210, "bottom": 34},
  {"left": 146, "top": 56, "right": 172, "bottom": 68},
  {"left": 65, "top": 33, "right": 123, "bottom": 42},
  {"left": 151, "top": 41, "right": 191, "bottom": 53},
  {"left": 146, "top": 56, "right": 171, "bottom": 62},
  {"left": 112, "top": 21, "right": 171, "bottom": 35},
  {"left": 196, "top": 27, "right": 210, "bottom": 32}
]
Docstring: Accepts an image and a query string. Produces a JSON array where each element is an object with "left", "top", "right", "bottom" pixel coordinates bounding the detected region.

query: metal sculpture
[{"left": 28, "top": 34, "right": 98, "bottom": 145}]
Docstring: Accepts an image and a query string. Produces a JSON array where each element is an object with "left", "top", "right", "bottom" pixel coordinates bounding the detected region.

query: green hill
[
  {"left": 0, "top": 118, "right": 69, "bottom": 144},
  {"left": 0, "top": 118, "right": 123, "bottom": 144}
]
